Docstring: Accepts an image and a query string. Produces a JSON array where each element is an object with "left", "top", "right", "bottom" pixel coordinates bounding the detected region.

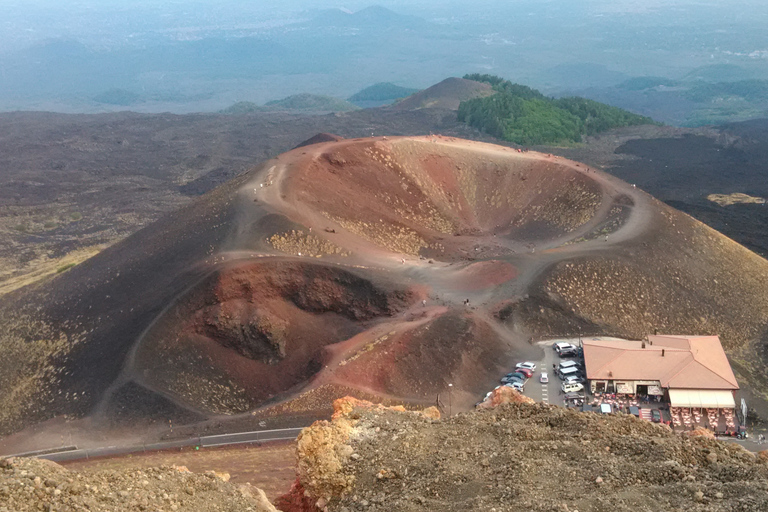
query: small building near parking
[{"left": 582, "top": 335, "right": 739, "bottom": 411}]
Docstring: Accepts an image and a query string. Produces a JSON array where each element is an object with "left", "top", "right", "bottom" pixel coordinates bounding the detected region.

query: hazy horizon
[{"left": 2, "top": 0, "right": 768, "bottom": 124}]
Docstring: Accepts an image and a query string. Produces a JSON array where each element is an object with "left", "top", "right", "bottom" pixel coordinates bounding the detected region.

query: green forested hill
[{"left": 458, "top": 74, "right": 655, "bottom": 145}]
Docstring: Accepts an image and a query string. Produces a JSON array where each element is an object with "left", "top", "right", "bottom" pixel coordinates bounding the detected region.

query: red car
[{"left": 516, "top": 367, "right": 533, "bottom": 378}]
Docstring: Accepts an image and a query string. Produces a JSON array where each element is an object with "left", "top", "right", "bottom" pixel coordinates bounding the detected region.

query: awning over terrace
[{"left": 668, "top": 389, "right": 735, "bottom": 409}]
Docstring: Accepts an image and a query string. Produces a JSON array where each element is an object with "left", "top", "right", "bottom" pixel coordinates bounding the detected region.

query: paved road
[
  {"left": 10, "top": 426, "right": 306, "bottom": 463},
  {"left": 530, "top": 338, "right": 577, "bottom": 408},
  {"left": 523, "top": 344, "right": 557, "bottom": 405}
]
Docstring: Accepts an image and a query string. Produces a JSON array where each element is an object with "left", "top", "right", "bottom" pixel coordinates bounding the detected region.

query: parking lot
[
  {"left": 485, "top": 338, "right": 672, "bottom": 422},
  {"left": 488, "top": 338, "right": 582, "bottom": 408},
  {"left": 526, "top": 338, "right": 580, "bottom": 407}
]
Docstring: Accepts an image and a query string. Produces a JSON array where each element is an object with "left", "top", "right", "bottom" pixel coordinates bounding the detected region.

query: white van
[
  {"left": 554, "top": 342, "right": 576, "bottom": 354},
  {"left": 558, "top": 366, "right": 580, "bottom": 379},
  {"left": 562, "top": 382, "right": 584, "bottom": 393}
]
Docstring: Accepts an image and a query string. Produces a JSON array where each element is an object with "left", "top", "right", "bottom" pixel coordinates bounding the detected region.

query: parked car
[
  {"left": 516, "top": 367, "right": 534, "bottom": 378},
  {"left": 515, "top": 362, "right": 537, "bottom": 371},
  {"left": 582, "top": 404, "right": 595, "bottom": 413},
  {"left": 505, "top": 382, "right": 524, "bottom": 392},
  {"left": 540, "top": 372, "right": 549, "bottom": 383},
  {"left": 600, "top": 403, "right": 613, "bottom": 414},
  {"left": 564, "top": 375, "right": 585, "bottom": 385},
  {"left": 651, "top": 409, "right": 662, "bottom": 423},
  {"left": 561, "top": 382, "right": 584, "bottom": 393},
  {"left": 501, "top": 373, "right": 526, "bottom": 384},
  {"left": 558, "top": 366, "right": 581, "bottom": 380},
  {"left": 554, "top": 342, "right": 577, "bottom": 355},
  {"left": 558, "top": 360, "right": 580, "bottom": 371},
  {"left": 559, "top": 349, "right": 578, "bottom": 358},
  {"left": 629, "top": 406, "right": 640, "bottom": 418}
]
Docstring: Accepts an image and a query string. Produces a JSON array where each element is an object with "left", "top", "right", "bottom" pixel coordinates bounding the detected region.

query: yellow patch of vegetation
[
  {"left": 331, "top": 216, "right": 428, "bottom": 256},
  {"left": 268, "top": 230, "right": 350, "bottom": 258},
  {"left": 0, "top": 245, "right": 104, "bottom": 297},
  {"left": 707, "top": 193, "right": 766, "bottom": 206},
  {"left": 0, "top": 314, "right": 81, "bottom": 435}
]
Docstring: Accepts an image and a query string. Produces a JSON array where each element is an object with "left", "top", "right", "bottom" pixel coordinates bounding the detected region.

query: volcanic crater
[
  {"left": 131, "top": 260, "right": 414, "bottom": 414},
  {"left": 2, "top": 135, "right": 768, "bottom": 441}
]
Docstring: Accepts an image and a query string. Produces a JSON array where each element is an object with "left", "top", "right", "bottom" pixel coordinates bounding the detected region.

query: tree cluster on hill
[{"left": 458, "top": 75, "right": 655, "bottom": 145}]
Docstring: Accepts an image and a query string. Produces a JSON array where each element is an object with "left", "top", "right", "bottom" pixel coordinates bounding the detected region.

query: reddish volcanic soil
[
  {"left": 131, "top": 260, "right": 415, "bottom": 414},
  {"left": 108, "top": 135, "right": 642, "bottom": 421},
  {"left": 63, "top": 441, "right": 297, "bottom": 501},
  {"left": 6, "top": 133, "right": 768, "bottom": 446},
  {"left": 449, "top": 260, "right": 517, "bottom": 291},
  {"left": 390, "top": 77, "right": 494, "bottom": 111}
]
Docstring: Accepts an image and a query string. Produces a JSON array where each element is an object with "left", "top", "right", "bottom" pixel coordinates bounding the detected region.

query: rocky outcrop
[
  {"left": 288, "top": 397, "right": 768, "bottom": 511},
  {"left": 196, "top": 301, "right": 288, "bottom": 364},
  {"left": 685, "top": 426, "right": 717, "bottom": 440},
  {"left": 476, "top": 385, "right": 535, "bottom": 408},
  {"left": 285, "top": 397, "right": 439, "bottom": 511}
]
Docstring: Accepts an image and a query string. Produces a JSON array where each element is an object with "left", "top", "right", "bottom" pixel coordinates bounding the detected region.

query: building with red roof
[{"left": 583, "top": 335, "right": 738, "bottom": 410}]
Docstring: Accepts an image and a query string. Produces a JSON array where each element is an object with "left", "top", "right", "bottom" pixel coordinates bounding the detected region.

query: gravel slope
[
  {"left": 0, "top": 456, "right": 277, "bottom": 512},
  {"left": 289, "top": 398, "right": 768, "bottom": 512}
]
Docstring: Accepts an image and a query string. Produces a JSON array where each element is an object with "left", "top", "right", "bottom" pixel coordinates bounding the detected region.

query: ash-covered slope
[
  {"left": 391, "top": 77, "right": 494, "bottom": 111},
  {"left": 2, "top": 135, "right": 768, "bottom": 443},
  {"left": 288, "top": 398, "right": 768, "bottom": 512}
]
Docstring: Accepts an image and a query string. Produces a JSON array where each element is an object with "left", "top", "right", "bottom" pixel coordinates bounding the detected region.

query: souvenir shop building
[{"left": 582, "top": 335, "right": 739, "bottom": 412}]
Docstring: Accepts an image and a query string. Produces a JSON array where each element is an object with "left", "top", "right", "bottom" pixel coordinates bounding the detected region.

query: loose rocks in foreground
[
  {"left": 288, "top": 397, "right": 768, "bottom": 512},
  {"left": 0, "top": 456, "right": 277, "bottom": 512}
]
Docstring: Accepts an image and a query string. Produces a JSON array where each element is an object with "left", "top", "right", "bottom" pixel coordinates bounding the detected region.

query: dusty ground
[
  {"left": 0, "top": 108, "right": 485, "bottom": 296},
  {"left": 2, "top": 133, "right": 768, "bottom": 449},
  {"left": 62, "top": 441, "right": 297, "bottom": 502},
  {"left": 0, "top": 454, "right": 278, "bottom": 512},
  {"left": 5, "top": 110, "right": 763, "bottom": 297},
  {"left": 289, "top": 398, "right": 768, "bottom": 512},
  {"left": 391, "top": 78, "right": 494, "bottom": 111},
  {"left": 3, "top": 111, "right": 767, "bottom": 293},
  {"left": 555, "top": 121, "right": 768, "bottom": 259}
]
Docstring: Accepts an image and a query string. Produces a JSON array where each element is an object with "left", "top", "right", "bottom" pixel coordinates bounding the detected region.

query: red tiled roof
[{"left": 582, "top": 335, "right": 738, "bottom": 390}]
